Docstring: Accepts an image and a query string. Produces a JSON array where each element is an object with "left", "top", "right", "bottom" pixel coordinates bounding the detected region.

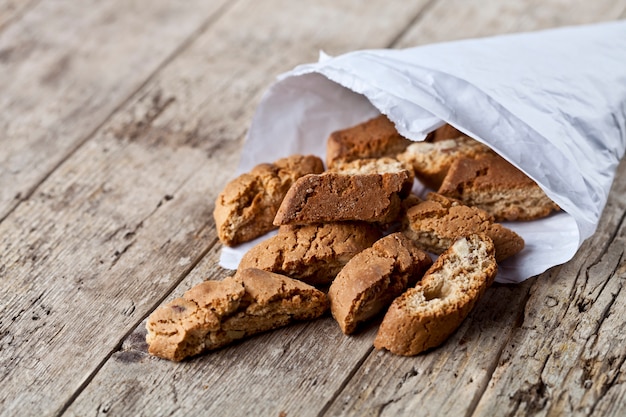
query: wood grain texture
[
  {"left": 316, "top": 1, "right": 626, "bottom": 415},
  {"left": 1, "top": 0, "right": 625, "bottom": 416},
  {"left": 0, "top": 0, "right": 432, "bottom": 416},
  {"left": 323, "top": 280, "right": 534, "bottom": 417},
  {"left": 394, "top": 0, "right": 626, "bottom": 47},
  {"left": 473, "top": 159, "right": 626, "bottom": 416},
  {"left": 0, "top": 0, "right": 40, "bottom": 31},
  {"left": 65, "top": 245, "right": 380, "bottom": 417},
  {"left": 0, "top": 0, "right": 230, "bottom": 222}
]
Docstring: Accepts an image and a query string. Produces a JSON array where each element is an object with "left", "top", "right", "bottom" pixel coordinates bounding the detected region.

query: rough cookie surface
[
  {"left": 239, "top": 222, "right": 382, "bottom": 286},
  {"left": 326, "top": 114, "right": 412, "bottom": 168},
  {"left": 328, "top": 233, "right": 432, "bottom": 335},
  {"left": 438, "top": 154, "right": 560, "bottom": 221},
  {"left": 146, "top": 268, "right": 328, "bottom": 361},
  {"left": 397, "top": 135, "right": 493, "bottom": 190},
  {"left": 402, "top": 193, "right": 524, "bottom": 262},
  {"left": 427, "top": 123, "right": 465, "bottom": 142},
  {"left": 374, "top": 234, "right": 497, "bottom": 356},
  {"left": 213, "top": 154, "right": 324, "bottom": 246},
  {"left": 273, "top": 159, "right": 413, "bottom": 226}
]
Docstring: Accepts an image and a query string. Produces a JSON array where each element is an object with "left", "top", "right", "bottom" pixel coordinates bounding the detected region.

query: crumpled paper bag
[{"left": 221, "top": 21, "right": 626, "bottom": 283}]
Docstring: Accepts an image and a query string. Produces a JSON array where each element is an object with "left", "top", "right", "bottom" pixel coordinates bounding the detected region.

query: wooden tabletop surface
[{"left": 2, "top": 1, "right": 626, "bottom": 416}]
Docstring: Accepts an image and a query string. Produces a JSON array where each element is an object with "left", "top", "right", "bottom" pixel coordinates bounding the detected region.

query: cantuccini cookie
[
  {"left": 239, "top": 222, "right": 381, "bottom": 286},
  {"left": 328, "top": 233, "right": 432, "bottom": 335},
  {"left": 402, "top": 193, "right": 524, "bottom": 262},
  {"left": 397, "top": 135, "right": 493, "bottom": 190},
  {"left": 146, "top": 268, "right": 328, "bottom": 361},
  {"left": 273, "top": 158, "right": 413, "bottom": 226},
  {"left": 326, "top": 114, "right": 412, "bottom": 168},
  {"left": 427, "top": 123, "right": 465, "bottom": 142},
  {"left": 374, "top": 234, "right": 497, "bottom": 356},
  {"left": 438, "top": 154, "right": 560, "bottom": 221},
  {"left": 213, "top": 154, "right": 324, "bottom": 246}
]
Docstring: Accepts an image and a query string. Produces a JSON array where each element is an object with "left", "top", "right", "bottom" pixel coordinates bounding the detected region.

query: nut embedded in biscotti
[
  {"left": 273, "top": 159, "right": 413, "bottom": 226},
  {"left": 402, "top": 193, "right": 524, "bottom": 262},
  {"left": 326, "top": 114, "right": 412, "bottom": 168},
  {"left": 438, "top": 154, "right": 560, "bottom": 221},
  {"left": 328, "top": 233, "right": 432, "bottom": 335},
  {"left": 213, "top": 154, "right": 324, "bottom": 247},
  {"left": 238, "top": 222, "right": 382, "bottom": 286},
  {"left": 373, "top": 234, "right": 497, "bottom": 356},
  {"left": 145, "top": 268, "right": 328, "bottom": 361}
]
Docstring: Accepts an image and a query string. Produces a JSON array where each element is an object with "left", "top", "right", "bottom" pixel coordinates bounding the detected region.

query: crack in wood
[
  {"left": 315, "top": 346, "right": 375, "bottom": 417},
  {"left": 53, "top": 235, "right": 220, "bottom": 417},
  {"left": 386, "top": 0, "right": 438, "bottom": 48},
  {"left": 506, "top": 354, "right": 552, "bottom": 416}
]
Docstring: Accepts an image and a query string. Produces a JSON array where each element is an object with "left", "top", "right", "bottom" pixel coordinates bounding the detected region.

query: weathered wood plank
[
  {"left": 319, "top": 0, "right": 626, "bottom": 415},
  {"left": 0, "top": 0, "right": 230, "bottom": 222},
  {"left": 65, "top": 244, "right": 380, "bottom": 417},
  {"left": 472, "top": 159, "right": 626, "bottom": 416},
  {"left": 322, "top": 280, "right": 534, "bottom": 417},
  {"left": 394, "top": 0, "right": 626, "bottom": 48},
  {"left": 3, "top": 1, "right": 625, "bottom": 417},
  {"left": 0, "top": 0, "right": 433, "bottom": 416},
  {"left": 0, "top": 0, "right": 40, "bottom": 31}
]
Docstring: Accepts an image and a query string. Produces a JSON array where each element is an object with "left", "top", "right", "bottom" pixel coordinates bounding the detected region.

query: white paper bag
[{"left": 222, "top": 21, "right": 626, "bottom": 284}]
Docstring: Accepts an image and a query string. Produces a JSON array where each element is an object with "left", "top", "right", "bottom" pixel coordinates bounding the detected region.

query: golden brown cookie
[
  {"left": 402, "top": 193, "right": 524, "bottom": 262},
  {"left": 213, "top": 154, "right": 324, "bottom": 246},
  {"left": 326, "top": 114, "right": 412, "bottom": 168},
  {"left": 397, "top": 135, "right": 493, "bottom": 190},
  {"left": 328, "top": 233, "right": 432, "bottom": 335},
  {"left": 239, "top": 222, "right": 381, "bottom": 286},
  {"left": 374, "top": 234, "right": 497, "bottom": 356},
  {"left": 438, "top": 154, "right": 560, "bottom": 221},
  {"left": 427, "top": 123, "right": 465, "bottom": 142},
  {"left": 146, "top": 268, "right": 328, "bottom": 361},
  {"left": 273, "top": 158, "right": 413, "bottom": 226}
]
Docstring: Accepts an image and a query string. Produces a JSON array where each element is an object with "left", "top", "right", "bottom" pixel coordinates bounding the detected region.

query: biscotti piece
[
  {"left": 328, "top": 233, "right": 432, "bottom": 335},
  {"left": 326, "top": 114, "right": 412, "bottom": 168},
  {"left": 402, "top": 193, "right": 524, "bottom": 262},
  {"left": 146, "top": 268, "right": 328, "bottom": 361},
  {"left": 397, "top": 136, "right": 493, "bottom": 190},
  {"left": 273, "top": 159, "right": 413, "bottom": 226},
  {"left": 374, "top": 234, "right": 497, "bottom": 356},
  {"left": 427, "top": 123, "right": 465, "bottom": 142},
  {"left": 438, "top": 154, "right": 560, "bottom": 221},
  {"left": 239, "top": 222, "right": 381, "bottom": 286},
  {"left": 329, "top": 157, "right": 415, "bottom": 184},
  {"left": 213, "top": 154, "right": 324, "bottom": 246}
]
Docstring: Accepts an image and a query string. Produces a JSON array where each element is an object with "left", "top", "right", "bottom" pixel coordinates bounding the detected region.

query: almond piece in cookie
[
  {"left": 438, "top": 154, "right": 560, "bottom": 221},
  {"left": 397, "top": 135, "right": 493, "bottom": 190},
  {"left": 374, "top": 234, "right": 497, "bottom": 356},
  {"left": 239, "top": 222, "right": 381, "bottom": 286},
  {"left": 328, "top": 233, "right": 432, "bottom": 335},
  {"left": 274, "top": 158, "right": 413, "bottom": 226},
  {"left": 326, "top": 114, "right": 412, "bottom": 168},
  {"left": 213, "top": 154, "right": 324, "bottom": 247},
  {"left": 146, "top": 268, "right": 328, "bottom": 361},
  {"left": 402, "top": 193, "right": 524, "bottom": 262}
]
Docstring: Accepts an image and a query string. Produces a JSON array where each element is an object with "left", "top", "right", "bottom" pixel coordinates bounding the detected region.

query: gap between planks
[
  {"left": 55, "top": 236, "right": 221, "bottom": 417},
  {"left": 53, "top": 1, "right": 441, "bottom": 413},
  {"left": 0, "top": 0, "right": 237, "bottom": 225},
  {"left": 52, "top": 1, "right": 441, "bottom": 415}
]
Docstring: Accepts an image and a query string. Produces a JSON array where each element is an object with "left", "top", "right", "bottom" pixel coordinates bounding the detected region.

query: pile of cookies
[{"left": 146, "top": 115, "right": 560, "bottom": 361}]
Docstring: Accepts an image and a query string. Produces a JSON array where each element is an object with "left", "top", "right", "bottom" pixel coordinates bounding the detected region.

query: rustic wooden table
[{"left": 2, "top": 1, "right": 626, "bottom": 416}]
